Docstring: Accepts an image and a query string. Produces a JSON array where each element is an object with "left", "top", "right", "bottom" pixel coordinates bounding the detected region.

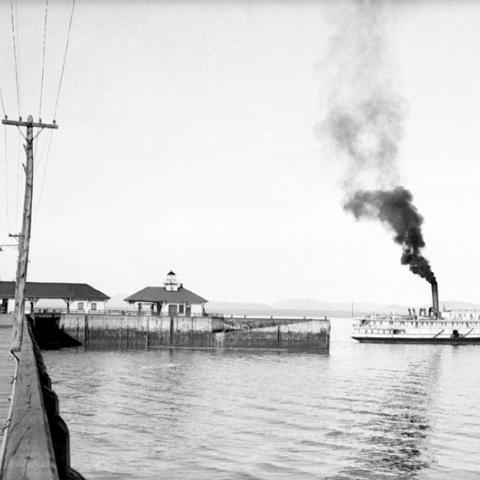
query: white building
[
  {"left": 124, "top": 271, "right": 207, "bottom": 316},
  {"left": 0, "top": 281, "right": 110, "bottom": 313}
]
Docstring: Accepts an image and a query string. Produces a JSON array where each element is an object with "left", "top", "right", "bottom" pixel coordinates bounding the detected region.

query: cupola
[{"left": 164, "top": 270, "right": 179, "bottom": 291}]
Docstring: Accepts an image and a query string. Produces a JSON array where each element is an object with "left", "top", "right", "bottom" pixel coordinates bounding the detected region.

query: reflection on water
[
  {"left": 44, "top": 321, "right": 480, "bottom": 480},
  {"left": 331, "top": 355, "right": 440, "bottom": 480}
]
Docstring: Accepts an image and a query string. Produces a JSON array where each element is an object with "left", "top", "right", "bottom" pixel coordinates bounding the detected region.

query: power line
[
  {"left": 0, "top": 89, "right": 7, "bottom": 118},
  {"left": 53, "top": 0, "right": 76, "bottom": 119},
  {"left": 15, "top": 137, "right": 21, "bottom": 230},
  {"left": 32, "top": 132, "right": 44, "bottom": 220},
  {"left": 33, "top": 129, "right": 54, "bottom": 227},
  {"left": 4, "top": 126, "right": 9, "bottom": 233},
  {"left": 0, "top": 89, "right": 8, "bottom": 232},
  {"left": 15, "top": 0, "right": 21, "bottom": 111},
  {"left": 9, "top": 0, "right": 21, "bottom": 116},
  {"left": 33, "top": 127, "right": 51, "bottom": 191},
  {"left": 39, "top": 0, "right": 49, "bottom": 120}
]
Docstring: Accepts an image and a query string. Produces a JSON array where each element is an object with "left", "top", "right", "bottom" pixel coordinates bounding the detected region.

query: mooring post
[
  {"left": 30, "top": 301, "right": 36, "bottom": 329},
  {"left": 84, "top": 315, "right": 89, "bottom": 347},
  {"left": 169, "top": 316, "right": 174, "bottom": 346},
  {"left": 146, "top": 316, "right": 150, "bottom": 349}
]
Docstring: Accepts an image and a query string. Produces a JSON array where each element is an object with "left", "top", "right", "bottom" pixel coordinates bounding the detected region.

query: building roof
[
  {"left": 124, "top": 286, "right": 207, "bottom": 304},
  {"left": 0, "top": 281, "right": 110, "bottom": 301}
]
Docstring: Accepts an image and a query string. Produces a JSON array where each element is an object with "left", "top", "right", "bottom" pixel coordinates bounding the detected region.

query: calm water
[{"left": 44, "top": 319, "right": 480, "bottom": 480}]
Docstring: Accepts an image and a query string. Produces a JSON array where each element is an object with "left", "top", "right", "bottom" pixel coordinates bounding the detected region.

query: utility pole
[{"left": 2, "top": 115, "right": 58, "bottom": 351}]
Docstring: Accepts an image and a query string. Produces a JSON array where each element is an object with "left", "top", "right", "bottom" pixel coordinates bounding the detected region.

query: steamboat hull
[
  {"left": 353, "top": 335, "right": 480, "bottom": 344},
  {"left": 352, "top": 309, "right": 480, "bottom": 345}
]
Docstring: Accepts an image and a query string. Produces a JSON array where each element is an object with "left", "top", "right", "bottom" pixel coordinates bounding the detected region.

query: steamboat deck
[{"left": 352, "top": 309, "right": 480, "bottom": 344}]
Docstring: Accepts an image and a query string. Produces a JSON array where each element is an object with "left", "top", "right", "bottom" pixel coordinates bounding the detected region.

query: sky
[{"left": 0, "top": 0, "right": 480, "bottom": 306}]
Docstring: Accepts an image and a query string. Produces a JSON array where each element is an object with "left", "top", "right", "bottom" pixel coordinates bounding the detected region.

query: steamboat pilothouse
[{"left": 352, "top": 281, "right": 480, "bottom": 343}]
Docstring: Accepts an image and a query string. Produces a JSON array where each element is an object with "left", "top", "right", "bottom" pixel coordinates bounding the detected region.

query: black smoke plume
[
  {"left": 344, "top": 187, "right": 436, "bottom": 284},
  {"left": 320, "top": 1, "right": 436, "bottom": 285}
]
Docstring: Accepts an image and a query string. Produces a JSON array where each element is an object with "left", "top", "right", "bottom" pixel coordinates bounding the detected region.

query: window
[
  {"left": 78, "top": 302, "right": 84, "bottom": 311},
  {"left": 91, "top": 302, "right": 97, "bottom": 311},
  {"left": 179, "top": 304, "right": 184, "bottom": 314}
]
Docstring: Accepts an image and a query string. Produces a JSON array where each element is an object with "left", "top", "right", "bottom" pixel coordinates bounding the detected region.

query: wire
[
  {"left": 33, "top": 128, "right": 50, "bottom": 189},
  {"left": 1, "top": 90, "right": 11, "bottom": 238},
  {"left": 32, "top": 131, "right": 44, "bottom": 221},
  {"left": 53, "top": 0, "right": 76, "bottom": 119},
  {"left": 15, "top": 137, "right": 21, "bottom": 230},
  {"left": 39, "top": 0, "right": 49, "bottom": 120},
  {"left": 14, "top": 0, "right": 21, "bottom": 114},
  {"left": 9, "top": 0, "right": 21, "bottom": 116},
  {"left": 15, "top": 126, "right": 25, "bottom": 141},
  {"left": 4, "top": 126, "right": 10, "bottom": 233},
  {"left": 33, "top": 128, "right": 45, "bottom": 141},
  {"left": 0, "top": 89, "right": 7, "bottom": 118},
  {"left": 33, "top": 129, "right": 54, "bottom": 227}
]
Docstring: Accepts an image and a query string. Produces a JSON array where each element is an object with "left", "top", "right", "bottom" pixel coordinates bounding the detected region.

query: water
[{"left": 44, "top": 319, "right": 480, "bottom": 480}]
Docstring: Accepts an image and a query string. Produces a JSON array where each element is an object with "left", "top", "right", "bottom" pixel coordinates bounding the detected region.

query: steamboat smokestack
[{"left": 431, "top": 281, "right": 439, "bottom": 317}]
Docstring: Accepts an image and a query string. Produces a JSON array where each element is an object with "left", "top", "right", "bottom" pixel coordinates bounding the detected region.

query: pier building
[
  {"left": 0, "top": 281, "right": 110, "bottom": 314},
  {"left": 124, "top": 271, "right": 207, "bottom": 316}
]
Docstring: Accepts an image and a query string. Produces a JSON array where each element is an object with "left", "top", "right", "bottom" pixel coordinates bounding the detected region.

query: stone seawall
[
  {"left": 60, "top": 314, "right": 224, "bottom": 348},
  {"left": 60, "top": 314, "right": 330, "bottom": 352},
  {"left": 216, "top": 319, "right": 330, "bottom": 351}
]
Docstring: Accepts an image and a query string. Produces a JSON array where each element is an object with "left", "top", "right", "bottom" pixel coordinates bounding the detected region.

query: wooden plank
[
  {"left": 0, "top": 320, "right": 14, "bottom": 427},
  {"left": 1, "top": 323, "right": 59, "bottom": 480}
]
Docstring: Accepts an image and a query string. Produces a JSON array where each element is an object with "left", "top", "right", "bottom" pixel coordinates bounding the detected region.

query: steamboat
[{"left": 352, "top": 281, "right": 480, "bottom": 343}]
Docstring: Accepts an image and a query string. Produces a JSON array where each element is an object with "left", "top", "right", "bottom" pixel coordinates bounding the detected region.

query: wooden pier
[
  {"left": 0, "top": 318, "right": 84, "bottom": 479},
  {"left": 0, "top": 315, "right": 14, "bottom": 426}
]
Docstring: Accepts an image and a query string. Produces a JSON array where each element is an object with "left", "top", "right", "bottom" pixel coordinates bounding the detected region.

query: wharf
[
  {"left": 0, "top": 315, "right": 14, "bottom": 425},
  {"left": 60, "top": 313, "right": 331, "bottom": 351},
  {"left": 0, "top": 317, "right": 83, "bottom": 479}
]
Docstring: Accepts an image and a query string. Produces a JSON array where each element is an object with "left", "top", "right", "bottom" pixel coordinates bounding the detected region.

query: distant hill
[
  {"left": 208, "top": 299, "right": 480, "bottom": 318},
  {"left": 207, "top": 301, "right": 271, "bottom": 313},
  {"left": 271, "top": 298, "right": 406, "bottom": 314},
  {"left": 108, "top": 296, "right": 480, "bottom": 317},
  {"left": 208, "top": 299, "right": 406, "bottom": 318},
  {"left": 439, "top": 301, "right": 480, "bottom": 310}
]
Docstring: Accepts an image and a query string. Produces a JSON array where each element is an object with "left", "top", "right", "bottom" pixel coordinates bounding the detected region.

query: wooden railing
[
  {"left": 0, "top": 321, "right": 84, "bottom": 480},
  {"left": 1, "top": 323, "right": 59, "bottom": 479},
  {"left": 34, "top": 308, "right": 221, "bottom": 318}
]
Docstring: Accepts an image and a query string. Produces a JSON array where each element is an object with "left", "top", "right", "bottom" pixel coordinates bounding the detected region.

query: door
[{"left": 168, "top": 304, "right": 177, "bottom": 317}]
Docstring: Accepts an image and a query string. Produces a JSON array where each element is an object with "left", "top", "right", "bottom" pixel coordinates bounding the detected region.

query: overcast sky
[{"left": 0, "top": 0, "right": 479, "bottom": 306}]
